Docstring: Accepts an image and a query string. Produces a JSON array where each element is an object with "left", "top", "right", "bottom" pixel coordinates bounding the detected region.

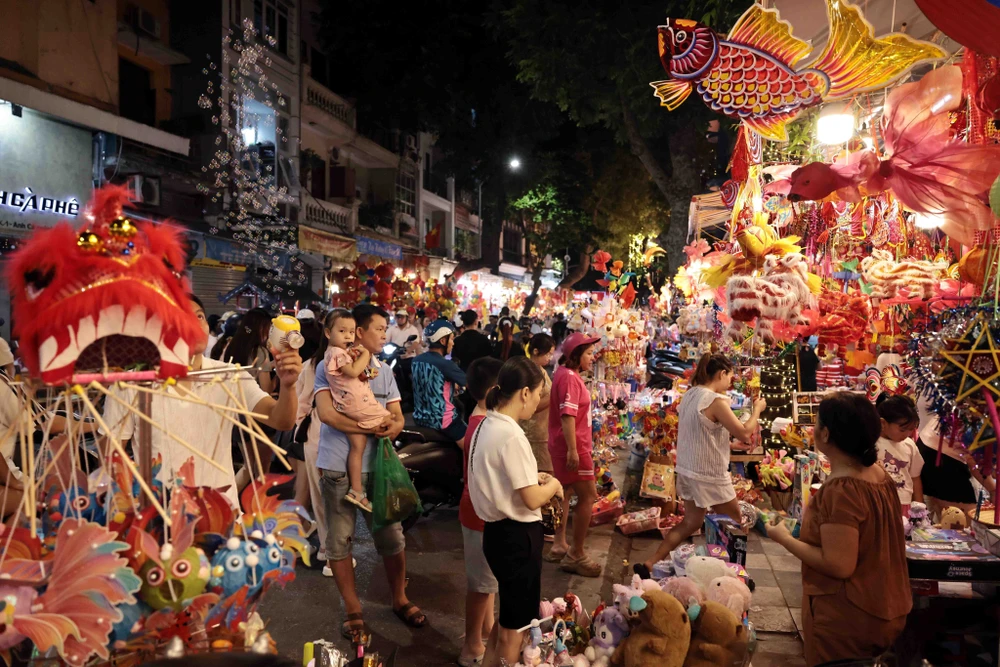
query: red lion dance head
[{"left": 6, "top": 185, "right": 206, "bottom": 384}]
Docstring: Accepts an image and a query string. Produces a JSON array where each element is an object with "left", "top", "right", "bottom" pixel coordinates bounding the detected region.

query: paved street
[
  {"left": 262, "top": 508, "right": 625, "bottom": 665},
  {"left": 264, "top": 498, "right": 807, "bottom": 666}
]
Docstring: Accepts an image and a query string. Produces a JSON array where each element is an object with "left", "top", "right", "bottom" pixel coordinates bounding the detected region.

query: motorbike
[
  {"left": 647, "top": 349, "right": 694, "bottom": 390},
  {"left": 394, "top": 417, "right": 464, "bottom": 533},
  {"left": 381, "top": 335, "right": 416, "bottom": 414}
]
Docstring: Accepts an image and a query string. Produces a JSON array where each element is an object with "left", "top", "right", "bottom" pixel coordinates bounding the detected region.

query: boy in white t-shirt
[{"left": 875, "top": 394, "right": 923, "bottom": 511}]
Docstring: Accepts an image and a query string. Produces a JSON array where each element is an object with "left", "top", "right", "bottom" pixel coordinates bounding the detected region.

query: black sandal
[
  {"left": 393, "top": 602, "right": 427, "bottom": 628},
  {"left": 633, "top": 562, "right": 651, "bottom": 580},
  {"left": 341, "top": 612, "right": 368, "bottom": 642}
]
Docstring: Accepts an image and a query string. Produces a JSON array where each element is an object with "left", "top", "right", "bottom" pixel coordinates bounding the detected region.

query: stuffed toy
[
  {"left": 908, "top": 502, "right": 932, "bottom": 530},
  {"left": 726, "top": 254, "right": 816, "bottom": 343},
  {"left": 610, "top": 590, "right": 691, "bottom": 667},
  {"left": 671, "top": 544, "right": 697, "bottom": 576},
  {"left": 860, "top": 249, "right": 948, "bottom": 300},
  {"left": 613, "top": 575, "right": 653, "bottom": 623},
  {"left": 659, "top": 577, "right": 706, "bottom": 611},
  {"left": 937, "top": 506, "right": 969, "bottom": 530},
  {"left": 683, "top": 601, "right": 748, "bottom": 667},
  {"left": 685, "top": 557, "right": 733, "bottom": 590},
  {"left": 705, "top": 577, "right": 752, "bottom": 617},
  {"left": 584, "top": 607, "right": 631, "bottom": 667}
]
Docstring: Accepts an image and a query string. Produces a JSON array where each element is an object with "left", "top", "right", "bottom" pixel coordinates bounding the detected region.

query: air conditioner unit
[
  {"left": 128, "top": 175, "right": 161, "bottom": 207},
  {"left": 126, "top": 4, "right": 162, "bottom": 39}
]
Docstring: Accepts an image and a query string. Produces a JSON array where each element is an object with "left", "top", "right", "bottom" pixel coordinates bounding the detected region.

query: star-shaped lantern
[{"left": 940, "top": 315, "right": 1000, "bottom": 402}]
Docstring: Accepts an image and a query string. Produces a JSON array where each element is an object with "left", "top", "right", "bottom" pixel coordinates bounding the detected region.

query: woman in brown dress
[{"left": 768, "top": 392, "right": 911, "bottom": 666}]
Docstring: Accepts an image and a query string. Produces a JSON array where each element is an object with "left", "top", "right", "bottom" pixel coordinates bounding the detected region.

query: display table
[{"left": 895, "top": 535, "right": 1000, "bottom": 665}]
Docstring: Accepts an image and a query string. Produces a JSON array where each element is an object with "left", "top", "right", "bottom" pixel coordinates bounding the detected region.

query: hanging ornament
[{"left": 650, "top": 0, "right": 945, "bottom": 141}]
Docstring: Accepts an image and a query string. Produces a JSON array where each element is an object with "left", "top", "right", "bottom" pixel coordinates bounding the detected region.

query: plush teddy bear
[
  {"left": 685, "top": 557, "right": 733, "bottom": 590},
  {"left": 683, "top": 601, "right": 748, "bottom": 667},
  {"left": 585, "top": 607, "right": 631, "bottom": 667},
  {"left": 937, "top": 506, "right": 969, "bottom": 530},
  {"left": 705, "top": 576, "right": 752, "bottom": 617},
  {"left": 659, "top": 577, "right": 706, "bottom": 611},
  {"left": 613, "top": 575, "right": 658, "bottom": 623},
  {"left": 610, "top": 590, "right": 691, "bottom": 667}
]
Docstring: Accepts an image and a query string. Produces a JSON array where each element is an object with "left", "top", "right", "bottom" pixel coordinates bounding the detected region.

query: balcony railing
[
  {"left": 424, "top": 172, "right": 450, "bottom": 200},
  {"left": 305, "top": 79, "right": 356, "bottom": 128},
  {"left": 303, "top": 197, "right": 355, "bottom": 235}
]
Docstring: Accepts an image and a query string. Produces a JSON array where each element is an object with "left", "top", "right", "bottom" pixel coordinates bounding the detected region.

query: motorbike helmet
[{"left": 424, "top": 320, "right": 456, "bottom": 346}]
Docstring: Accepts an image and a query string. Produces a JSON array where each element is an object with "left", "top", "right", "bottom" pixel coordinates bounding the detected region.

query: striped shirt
[{"left": 675, "top": 385, "right": 732, "bottom": 483}]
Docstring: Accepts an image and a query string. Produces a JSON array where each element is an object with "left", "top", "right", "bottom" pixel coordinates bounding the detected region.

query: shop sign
[
  {"left": 0, "top": 188, "right": 80, "bottom": 217},
  {"left": 356, "top": 235, "right": 402, "bottom": 261},
  {"left": 298, "top": 226, "right": 357, "bottom": 262}
]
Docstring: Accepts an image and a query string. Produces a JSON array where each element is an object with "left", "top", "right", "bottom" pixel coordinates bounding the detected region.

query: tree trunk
[
  {"left": 522, "top": 260, "right": 546, "bottom": 316},
  {"left": 620, "top": 92, "right": 702, "bottom": 275},
  {"left": 620, "top": 91, "right": 674, "bottom": 208}
]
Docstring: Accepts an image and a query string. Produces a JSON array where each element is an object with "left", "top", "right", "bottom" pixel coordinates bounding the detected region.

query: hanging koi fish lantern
[{"left": 651, "top": 0, "right": 945, "bottom": 141}]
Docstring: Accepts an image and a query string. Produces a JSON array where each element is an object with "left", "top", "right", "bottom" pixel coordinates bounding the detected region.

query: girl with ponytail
[
  {"left": 767, "top": 392, "right": 911, "bottom": 665},
  {"left": 466, "top": 357, "right": 564, "bottom": 667},
  {"left": 635, "top": 353, "right": 766, "bottom": 579}
]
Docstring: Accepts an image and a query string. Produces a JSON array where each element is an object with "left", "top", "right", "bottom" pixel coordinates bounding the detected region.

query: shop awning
[
  {"left": 0, "top": 75, "right": 189, "bottom": 156},
  {"left": 298, "top": 225, "right": 357, "bottom": 262}
]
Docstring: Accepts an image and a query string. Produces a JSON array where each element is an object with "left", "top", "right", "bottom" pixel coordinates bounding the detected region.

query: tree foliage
[{"left": 495, "top": 0, "right": 749, "bottom": 271}]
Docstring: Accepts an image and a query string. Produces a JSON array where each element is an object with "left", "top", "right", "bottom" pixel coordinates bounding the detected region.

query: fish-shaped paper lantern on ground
[{"left": 651, "top": 0, "right": 945, "bottom": 141}]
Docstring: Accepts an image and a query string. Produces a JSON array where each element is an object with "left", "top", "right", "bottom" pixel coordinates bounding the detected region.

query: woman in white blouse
[
  {"left": 468, "top": 357, "right": 563, "bottom": 667},
  {"left": 635, "top": 353, "right": 765, "bottom": 578}
]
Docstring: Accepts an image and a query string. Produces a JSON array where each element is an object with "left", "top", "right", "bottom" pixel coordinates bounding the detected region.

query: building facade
[{"left": 0, "top": 0, "right": 191, "bottom": 335}]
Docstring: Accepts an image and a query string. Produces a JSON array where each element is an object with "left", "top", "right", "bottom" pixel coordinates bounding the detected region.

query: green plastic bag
[{"left": 370, "top": 437, "right": 421, "bottom": 532}]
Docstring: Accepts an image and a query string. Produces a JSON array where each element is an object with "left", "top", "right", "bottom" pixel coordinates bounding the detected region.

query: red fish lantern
[{"left": 651, "top": 0, "right": 945, "bottom": 141}]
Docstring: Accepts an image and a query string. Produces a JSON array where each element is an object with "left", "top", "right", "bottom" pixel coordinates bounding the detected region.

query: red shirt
[
  {"left": 459, "top": 414, "right": 487, "bottom": 531},
  {"left": 548, "top": 366, "right": 592, "bottom": 459}
]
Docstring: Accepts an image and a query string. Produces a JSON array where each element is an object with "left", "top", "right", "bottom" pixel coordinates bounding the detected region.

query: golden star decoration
[{"left": 940, "top": 316, "right": 1000, "bottom": 402}]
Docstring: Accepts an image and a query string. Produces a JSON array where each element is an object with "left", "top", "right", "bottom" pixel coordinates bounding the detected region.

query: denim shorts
[
  {"left": 320, "top": 469, "right": 406, "bottom": 562},
  {"left": 462, "top": 526, "right": 499, "bottom": 594}
]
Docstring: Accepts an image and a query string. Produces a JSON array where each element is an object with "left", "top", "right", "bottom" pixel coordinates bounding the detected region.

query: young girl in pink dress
[{"left": 324, "top": 309, "right": 391, "bottom": 511}]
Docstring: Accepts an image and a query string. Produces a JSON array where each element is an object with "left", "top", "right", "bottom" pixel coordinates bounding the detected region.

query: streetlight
[{"left": 478, "top": 157, "right": 525, "bottom": 220}]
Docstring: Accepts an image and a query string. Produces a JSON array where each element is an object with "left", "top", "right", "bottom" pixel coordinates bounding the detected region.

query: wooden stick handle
[
  {"left": 72, "top": 386, "right": 171, "bottom": 526},
  {"left": 90, "top": 382, "right": 228, "bottom": 474}
]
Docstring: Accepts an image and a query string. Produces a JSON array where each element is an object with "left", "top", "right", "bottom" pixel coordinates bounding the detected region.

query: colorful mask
[{"left": 6, "top": 185, "right": 205, "bottom": 384}]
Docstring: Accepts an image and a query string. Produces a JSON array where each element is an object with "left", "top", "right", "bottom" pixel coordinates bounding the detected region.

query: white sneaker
[
  {"left": 317, "top": 549, "right": 328, "bottom": 562},
  {"left": 322, "top": 558, "right": 356, "bottom": 577}
]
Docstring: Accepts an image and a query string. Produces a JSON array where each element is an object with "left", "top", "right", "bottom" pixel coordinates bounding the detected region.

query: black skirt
[
  {"left": 482, "top": 518, "right": 543, "bottom": 630},
  {"left": 917, "top": 439, "right": 977, "bottom": 503}
]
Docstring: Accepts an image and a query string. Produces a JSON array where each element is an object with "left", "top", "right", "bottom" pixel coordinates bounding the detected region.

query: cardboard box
[
  {"left": 906, "top": 540, "right": 1000, "bottom": 582},
  {"left": 704, "top": 513, "right": 747, "bottom": 566}
]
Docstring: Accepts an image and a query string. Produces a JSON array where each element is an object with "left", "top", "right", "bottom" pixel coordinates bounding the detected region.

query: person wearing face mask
[
  {"left": 387, "top": 309, "right": 422, "bottom": 358},
  {"left": 467, "top": 356, "right": 564, "bottom": 667},
  {"left": 767, "top": 392, "right": 910, "bottom": 666},
  {"left": 634, "top": 353, "right": 766, "bottom": 579}
]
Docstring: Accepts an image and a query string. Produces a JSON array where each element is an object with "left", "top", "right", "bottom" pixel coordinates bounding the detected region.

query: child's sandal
[{"left": 345, "top": 488, "right": 372, "bottom": 512}]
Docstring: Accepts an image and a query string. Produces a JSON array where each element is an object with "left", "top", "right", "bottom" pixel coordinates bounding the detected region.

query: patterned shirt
[{"left": 411, "top": 351, "right": 467, "bottom": 430}]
